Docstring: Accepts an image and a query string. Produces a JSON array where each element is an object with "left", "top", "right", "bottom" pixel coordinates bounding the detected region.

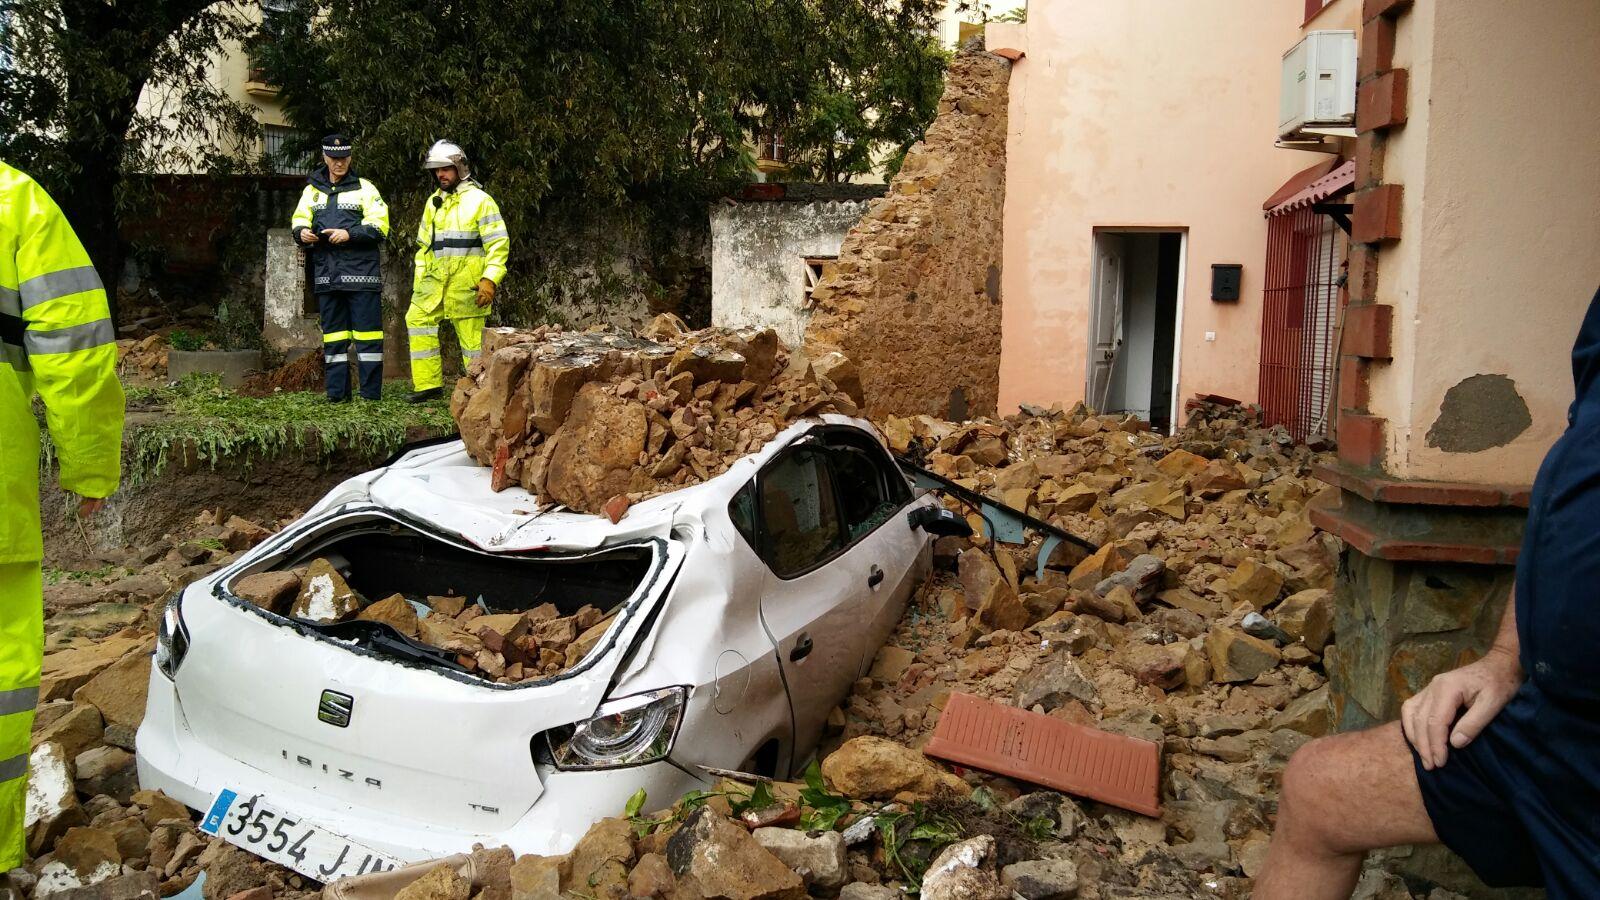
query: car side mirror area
[{"left": 909, "top": 504, "right": 973, "bottom": 538}]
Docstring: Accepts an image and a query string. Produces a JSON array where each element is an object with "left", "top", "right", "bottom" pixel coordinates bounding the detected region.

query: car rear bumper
[{"left": 136, "top": 670, "right": 706, "bottom": 858}]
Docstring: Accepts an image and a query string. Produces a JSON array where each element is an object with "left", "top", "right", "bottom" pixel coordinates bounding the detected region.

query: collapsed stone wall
[
  {"left": 449, "top": 317, "right": 859, "bottom": 516},
  {"left": 802, "top": 42, "right": 1010, "bottom": 420}
]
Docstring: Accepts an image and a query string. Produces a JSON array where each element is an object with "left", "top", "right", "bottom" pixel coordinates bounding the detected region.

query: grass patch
[{"left": 113, "top": 375, "right": 456, "bottom": 483}]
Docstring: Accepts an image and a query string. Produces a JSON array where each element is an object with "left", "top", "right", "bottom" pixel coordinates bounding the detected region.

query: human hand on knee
[{"left": 1401, "top": 648, "right": 1522, "bottom": 770}]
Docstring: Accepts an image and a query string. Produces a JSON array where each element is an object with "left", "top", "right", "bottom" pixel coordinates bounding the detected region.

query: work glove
[{"left": 476, "top": 278, "right": 496, "bottom": 307}]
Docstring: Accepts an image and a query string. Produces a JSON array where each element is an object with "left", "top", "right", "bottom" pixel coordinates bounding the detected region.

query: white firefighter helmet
[{"left": 422, "top": 140, "right": 470, "bottom": 178}]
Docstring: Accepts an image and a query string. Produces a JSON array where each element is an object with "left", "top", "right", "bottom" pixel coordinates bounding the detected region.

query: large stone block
[{"left": 1330, "top": 552, "right": 1514, "bottom": 731}]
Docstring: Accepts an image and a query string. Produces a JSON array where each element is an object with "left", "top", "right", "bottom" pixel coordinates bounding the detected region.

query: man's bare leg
[{"left": 1254, "top": 721, "right": 1439, "bottom": 900}]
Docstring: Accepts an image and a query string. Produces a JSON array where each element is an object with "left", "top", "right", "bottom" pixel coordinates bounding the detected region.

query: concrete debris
[
  {"left": 999, "top": 858, "right": 1080, "bottom": 900},
  {"left": 665, "top": 808, "right": 806, "bottom": 900},
  {"left": 448, "top": 319, "right": 857, "bottom": 514},
  {"left": 289, "top": 558, "right": 363, "bottom": 624},
  {"left": 749, "top": 828, "right": 848, "bottom": 891},
  {"left": 811, "top": 399, "right": 1337, "bottom": 891},
  {"left": 918, "top": 836, "right": 1008, "bottom": 900}
]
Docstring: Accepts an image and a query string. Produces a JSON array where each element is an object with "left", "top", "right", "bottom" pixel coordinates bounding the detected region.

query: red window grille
[{"left": 1258, "top": 204, "right": 1346, "bottom": 442}]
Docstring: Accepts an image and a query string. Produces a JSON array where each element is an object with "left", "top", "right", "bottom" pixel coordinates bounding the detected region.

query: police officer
[
  {"left": 405, "top": 140, "right": 509, "bottom": 402},
  {"left": 290, "top": 133, "right": 391, "bottom": 401},
  {"left": 0, "top": 160, "right": 125, "bottom": 868}
]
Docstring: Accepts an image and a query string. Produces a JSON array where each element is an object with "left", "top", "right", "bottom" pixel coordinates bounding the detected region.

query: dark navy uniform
[
  {"left": 290, "top": 134, "right": 390, "bottom": 400},
  {"left": 1412, "top": 285, "right": 1600, "bottom": 896}
]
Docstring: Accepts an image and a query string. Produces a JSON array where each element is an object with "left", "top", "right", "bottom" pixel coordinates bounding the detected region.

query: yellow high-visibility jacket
[
  {"left": 411, "top": 181, "right": 508, "bottom": 319},
  {"left": 0, "top": 162, "right": 125, "bottom": 563}
]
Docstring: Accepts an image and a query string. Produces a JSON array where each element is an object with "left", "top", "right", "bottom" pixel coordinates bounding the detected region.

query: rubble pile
[
  {"left": 231, "top": 560, "right": 617, "bottom": 684},
  {"left": 448, "top": 315, "right": 861, "bottom": 516},
  {"left": 115, "top": 335, "right": 169, "bottom": 384},
  {"left": 28, "top": 398, "right": 1466, "bottom": 899},
  {"left": 28, "top": 510, "right": 315, "bottom": 900},
  {"left": 811, "top": 400, "right": 1346, "bottom": 890},
  {"left": 336, "top": 750, "right": 1096, "bottom": 900}
]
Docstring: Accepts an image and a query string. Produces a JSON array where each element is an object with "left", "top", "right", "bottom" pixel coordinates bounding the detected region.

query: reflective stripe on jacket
[
  {"left": 410, "top": 182, "right": 508, "bottom": 318},
  {"left": 0, "top": 161, "right": 125, "bottom": 563},
  {"left": 291, "top": 167, "right": 390, "bottom": 294}
]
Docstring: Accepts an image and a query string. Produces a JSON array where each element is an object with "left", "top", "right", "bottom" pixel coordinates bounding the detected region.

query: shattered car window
[
  {"left": 829, "top": 447, "right": 898, "bottom": 541},
  {"left": 759, "top": 449, "right": 843, "bottom": 577},
  {"left": 729, "top": 481, "right": 759, "bottom": 549}
]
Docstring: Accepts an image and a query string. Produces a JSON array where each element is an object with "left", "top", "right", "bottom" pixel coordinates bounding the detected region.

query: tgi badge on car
[{"left": 318, "top": 690, "right": 354, "bottom": 728}]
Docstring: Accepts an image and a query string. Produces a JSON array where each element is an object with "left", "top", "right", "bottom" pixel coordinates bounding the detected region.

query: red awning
[{"left": 1264, "top": 159, "right": 1355, "bottom": 216}]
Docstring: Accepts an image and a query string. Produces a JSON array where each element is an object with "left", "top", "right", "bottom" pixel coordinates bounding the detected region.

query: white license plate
[{"left": 200, "top": 790, "right": 403, "bottom": 882}]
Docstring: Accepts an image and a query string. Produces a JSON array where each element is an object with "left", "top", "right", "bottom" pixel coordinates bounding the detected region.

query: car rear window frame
[{"left": 210, "top": 507, "right": 675, "bottom": 691}]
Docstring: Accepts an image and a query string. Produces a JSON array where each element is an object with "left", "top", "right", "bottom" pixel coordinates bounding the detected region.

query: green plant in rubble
[
  {"left": 627, "top": 786, "right": 740, "bottom": 838},
  {"left": 42, "top": 565, "right": 126, "bottom": 586},
  {"left": 875, "top": 804, "right": 964, "bottom": 889},
  {"left": 728, "top": 780, "right": 777, "bottom": 817},
  {"left": 168, "top": 329, "right": 207, "bottom": 352},
  {"left": 799, "top": 760, "right": 853, "bottom": 832},
  {"left": 118, "top": 374, "right": 455, "bottom": 484}
]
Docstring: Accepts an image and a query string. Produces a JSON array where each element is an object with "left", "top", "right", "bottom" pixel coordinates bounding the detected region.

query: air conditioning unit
[{"left": 1280, "top": 30, "right": 1357, "bottom": 137}]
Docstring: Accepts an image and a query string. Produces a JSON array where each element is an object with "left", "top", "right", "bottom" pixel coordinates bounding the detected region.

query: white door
[
  {"left": 1088, "top": 233, "right": 1126, "bottom": 413},
  {"left": 818, "top": 431, "right": 930, "bottom": 670},
  {"left": 751, "top": 443, "right": 868, "bottom": 774},
  {"left": 750, "top": 429, "right": 930, "bottom": 773}
]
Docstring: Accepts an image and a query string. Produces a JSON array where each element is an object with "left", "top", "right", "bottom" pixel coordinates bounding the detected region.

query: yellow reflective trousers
[
  {"left": 0, "top": 563, "right": 40, "bottom": 870},
  {"left": 404, "top": 308, "right": 485, "bottom": 392}
]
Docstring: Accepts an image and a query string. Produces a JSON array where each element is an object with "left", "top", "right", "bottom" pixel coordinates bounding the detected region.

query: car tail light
[
  {"left": 154, "top": 593, "right": 191, "bottom": 680},
  {"left": 543, "top": 687, "right": 687, "bottom": 770}
]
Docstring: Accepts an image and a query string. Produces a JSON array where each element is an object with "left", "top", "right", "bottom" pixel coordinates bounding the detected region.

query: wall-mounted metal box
[{"left": 1212, "top": 264, "right": 1243, "bottom": 302}]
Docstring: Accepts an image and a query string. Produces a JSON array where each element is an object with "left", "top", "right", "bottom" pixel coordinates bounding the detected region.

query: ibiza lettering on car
[{"left": 280, "top": 750, "right": 382, "bottom": 788}]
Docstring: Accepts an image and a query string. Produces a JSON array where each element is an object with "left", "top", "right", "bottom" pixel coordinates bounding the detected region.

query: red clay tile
[{"left": 923, "top": 692, "right": 1161, "bottom": 817}]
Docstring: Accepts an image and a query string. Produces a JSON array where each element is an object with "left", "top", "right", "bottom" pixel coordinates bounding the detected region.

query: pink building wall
[
  {"left": 1366, "top": 0, "right": 1600, "bottom": 484},
  {"left": 989, "top": 1, "right": 1350, "bottom": 416}
]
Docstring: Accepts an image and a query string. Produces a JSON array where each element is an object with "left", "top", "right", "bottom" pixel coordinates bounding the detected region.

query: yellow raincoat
[
  {"left": 405, "top": 181, "right": 508, "bottom": 391},
  {"left": 0, "top": 161, "right": 124, "bottom": 867}
]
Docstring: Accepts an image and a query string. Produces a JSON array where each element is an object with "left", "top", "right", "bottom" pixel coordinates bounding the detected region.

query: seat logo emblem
[{"left": 318, "top": 690, "right": 354, "bottom": 728}]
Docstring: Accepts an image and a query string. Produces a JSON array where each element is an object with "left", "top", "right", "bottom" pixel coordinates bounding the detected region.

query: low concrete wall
[
  {"left": 711, "top": 198, "right": 875, "bottom": 348},
  {"left": 167, "top": 350, "right": 263, "bottom": 388}
]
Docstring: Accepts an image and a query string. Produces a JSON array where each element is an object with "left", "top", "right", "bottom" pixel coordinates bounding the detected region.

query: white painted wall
[{"left": 710, "top": 200, "right": 873, "bottom": 347}]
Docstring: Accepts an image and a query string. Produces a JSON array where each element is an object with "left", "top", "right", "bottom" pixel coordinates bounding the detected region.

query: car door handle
[
  {"left": 790, "top": 634, "right": 813, "bottom": 662},
  {"left": 868, "top": 566, "right": 885, "bottom": 588}
]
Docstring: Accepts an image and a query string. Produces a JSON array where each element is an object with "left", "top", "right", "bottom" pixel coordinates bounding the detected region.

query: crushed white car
[{"left": 135, "top": 415, "right": 968, "bottom": 874}]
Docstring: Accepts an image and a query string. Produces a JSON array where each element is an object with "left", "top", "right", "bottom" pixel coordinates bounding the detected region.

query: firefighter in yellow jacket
[
  {"left": 405, "top": 141, "right": 509, "bottom": 402},
  {"left": 0, "top": 161, "right": 124, "bottom": 867}
]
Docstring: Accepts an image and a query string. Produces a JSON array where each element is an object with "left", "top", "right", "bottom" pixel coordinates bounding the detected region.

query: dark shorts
[{"left": 1411, "top": 682, "right": 1600, "bottom": 897}]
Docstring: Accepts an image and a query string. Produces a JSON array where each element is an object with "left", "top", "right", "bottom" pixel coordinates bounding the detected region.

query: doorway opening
[{"left": 1087, "top": 230, "right": 1184, "bottom": 432}]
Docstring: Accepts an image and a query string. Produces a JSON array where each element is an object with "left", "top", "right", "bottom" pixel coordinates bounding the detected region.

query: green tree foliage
[
  {"left": 259, "top": 0, "right": 947, "bottom": 320},
  {"left": 0, "top": 0, "right": 260, "bottom": 311},
  {"left": 735, "top": 0, "right": 950, "bottom": 182}
]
